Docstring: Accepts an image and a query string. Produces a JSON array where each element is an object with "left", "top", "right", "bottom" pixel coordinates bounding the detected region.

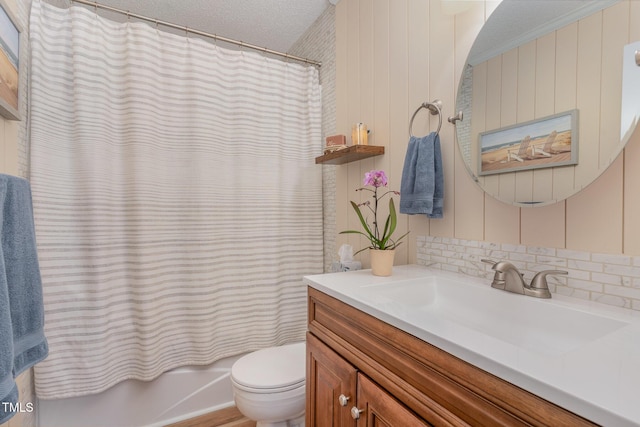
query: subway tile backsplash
[{"left": 416, "top": 235, "right": 640, "bottom": 311}]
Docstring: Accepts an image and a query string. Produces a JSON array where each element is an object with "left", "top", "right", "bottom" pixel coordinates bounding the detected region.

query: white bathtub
[{"left": 37, "top": 354, "right": 241, "bottom": 427}]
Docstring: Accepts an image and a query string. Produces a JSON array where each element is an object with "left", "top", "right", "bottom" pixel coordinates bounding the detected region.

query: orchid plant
[{"left": 340, "top": 170, "right": 409, "bottom": 255}]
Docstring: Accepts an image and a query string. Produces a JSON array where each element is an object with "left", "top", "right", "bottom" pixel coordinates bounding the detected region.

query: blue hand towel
[
  {"left": 0, "top": 174, "right": 48, "bottom": 423},
  {"left": 399, "top": 132, "right": 444, "bottom": 218},
  {"left": 0, "top": 255, "right": 18, "bottom": 424}
]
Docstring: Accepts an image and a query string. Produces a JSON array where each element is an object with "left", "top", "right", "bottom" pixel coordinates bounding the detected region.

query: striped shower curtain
[{"left": 29, "top": 0, "right": 322, "bottom": 399}]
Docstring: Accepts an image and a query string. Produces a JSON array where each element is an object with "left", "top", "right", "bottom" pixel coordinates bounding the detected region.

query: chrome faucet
[{"left": 481, "top": 259, "right": 567, "bottom": 299}]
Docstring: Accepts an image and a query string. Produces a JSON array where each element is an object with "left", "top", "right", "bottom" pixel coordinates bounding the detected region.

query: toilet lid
[{"left": 231, "top": 342, "right": 305, "bottom": 391}]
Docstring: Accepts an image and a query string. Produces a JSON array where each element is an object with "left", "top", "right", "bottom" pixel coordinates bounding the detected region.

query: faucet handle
[
  {"left": 481, "top": 259, "right": 509, "bottom": 290},
  {"left": 530, "top": 270, "right": 568, "bottom": 289},
  {"left": 482, "top": 259, "right": 520, "bottom": 274}
]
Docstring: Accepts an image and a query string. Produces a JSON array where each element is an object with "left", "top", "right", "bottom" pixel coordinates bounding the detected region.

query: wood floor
[{"left": 164, "top": 406, "right": 256, "bottom": 427}]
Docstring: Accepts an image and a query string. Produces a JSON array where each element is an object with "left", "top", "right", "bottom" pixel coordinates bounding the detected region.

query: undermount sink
[{"left": 359, "top": 276, "right": 628, "bottom": 356}]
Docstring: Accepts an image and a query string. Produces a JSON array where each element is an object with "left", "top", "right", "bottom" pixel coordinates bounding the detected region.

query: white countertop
[{"left": 304, "top": 265, "right": 640, "bottom": 427}]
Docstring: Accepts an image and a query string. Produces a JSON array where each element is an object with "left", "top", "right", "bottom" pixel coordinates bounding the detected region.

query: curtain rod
[{"left": 70, "top": 0, "right": 322, "bottom": 67}]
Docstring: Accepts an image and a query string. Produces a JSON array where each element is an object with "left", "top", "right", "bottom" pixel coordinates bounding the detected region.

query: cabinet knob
[
  {"left": 338, "top": 394, "right": 350, "bottom": 406},
  {"left": 350, "top": 406, "right": 364, "bottom": 420}
]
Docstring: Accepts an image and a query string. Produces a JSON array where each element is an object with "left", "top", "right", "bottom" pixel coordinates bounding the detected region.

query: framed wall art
[
  {"left": 0, "top": 0, "right": 21, "bottom": 121},
  {"left": 478, "top": 110, "right": 578, "bottom": 176}
]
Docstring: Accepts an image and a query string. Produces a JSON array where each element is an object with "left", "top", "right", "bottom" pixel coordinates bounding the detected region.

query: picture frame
[
  {"left": 478, "top": 110, "right": 578, "bottom": 176},
  {"left": 0, "top": 0, "right": 21, "bottom": 121}
]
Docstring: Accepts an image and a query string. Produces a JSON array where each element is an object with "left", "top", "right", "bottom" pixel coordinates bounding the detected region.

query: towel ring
[{"left": 409, "top": 99, "right": 442, "bottom": 138}]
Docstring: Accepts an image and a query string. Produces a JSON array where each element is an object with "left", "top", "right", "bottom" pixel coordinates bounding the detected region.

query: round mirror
[{"left": 455, "top": 0, "right": 640, "bottom": 207}]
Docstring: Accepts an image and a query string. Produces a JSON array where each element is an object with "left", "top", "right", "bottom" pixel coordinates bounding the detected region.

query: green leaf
[
  {"left": 341, "top": 194, "right": 405, "bottom": 252},
  {"left": 339, "top": 230, "right": 369, "bottom": 237},
  {"left": 381, "top": 214, "right": 390, "bottom": 241},
  {"left": 391, "top": 231, "right": 410, "bottom": 248},
  {"left": 353, "top": 246, "right": 370, "bottom": 256},
  {"left": 380, "top": 215, "right": 391, "bottom": 247},
  {"left": 349, "top": 201, "right": 377, "bottom": 242},
  {"left": 388, "top": 197, "right": 397, "bottom": 238}
]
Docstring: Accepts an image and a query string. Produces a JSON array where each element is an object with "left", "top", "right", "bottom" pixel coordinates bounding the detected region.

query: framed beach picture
[
  {"left": 478, "top": 110, "right": 578, "bottom": 176},
  {"left": 0, "top": 0, "right": 21, "bottom": 121}
]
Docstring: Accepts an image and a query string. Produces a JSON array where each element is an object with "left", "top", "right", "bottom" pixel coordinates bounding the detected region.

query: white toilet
[{"left": 230, "top": 341, "right": 306, "bottom": 427}]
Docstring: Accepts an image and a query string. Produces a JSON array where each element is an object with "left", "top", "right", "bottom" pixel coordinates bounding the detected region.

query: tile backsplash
[{"left": 416, "top": 235, "right": 640, "bottom": 311}]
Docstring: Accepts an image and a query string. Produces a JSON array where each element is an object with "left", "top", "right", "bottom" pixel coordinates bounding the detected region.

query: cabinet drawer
[{"left": 308, "top": 287, "right": 597, "bottom": 427}]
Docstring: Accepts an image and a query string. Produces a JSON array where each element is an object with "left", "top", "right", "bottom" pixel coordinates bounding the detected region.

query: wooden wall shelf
[{"left": 315, "top": 145, "right": 384, "bottom": 165}]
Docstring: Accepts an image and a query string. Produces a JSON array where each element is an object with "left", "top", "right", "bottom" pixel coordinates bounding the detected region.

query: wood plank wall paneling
[
  {"left": 372, "top": 0, "right": 390, "bottom": 175},
  {"left": 600, "top": 2, "right": 628, "bottom": 169},
  {"left": 406, "top": 0, "right": 431, "bottom": 263},
  {"left": 0, "top": 120, "right": 4, "bottom": 171},
  {"left": 0, "top": 120, "right": 19, "bottom": 176},
  {"left": 624, "top": 127, "right": 640, "bottom": 254},
  {"left": 521, "top": 201, "right": 565, "bottom": 249},
  {"left": 348, "top": 0, "right": 366, "bottom": 261},
  {"left": 567, "top": 155, "right": 624, "bottom": 253},
  {"left": 624, "top": 0, "right": 640, "bottom": 255},
  {"left": 452, "top": 1, "right": 485, "bottom": 242},
  {"left": 371, "top": 0, "right": 393, "bottom": 259},
  {"left": 387, "top": 0, "right": 409, "bottom": 265},
  {"left": 514, "top": 41, "right": 536, "bottom": 205},
  {"left": 565, "top": 3, "right": 627, "bottom": 254},
  {"left": 551, "top": 22, "right": 577, "bottom": 204},
  {"left": 335, "top": 0, "right": 640, "bottom": 258},
  {"left": 425, "top": 0, "right": 455, "bottom": 242},
  {"left": 334, "top": 0, "right": 350, "bottom": 255}
]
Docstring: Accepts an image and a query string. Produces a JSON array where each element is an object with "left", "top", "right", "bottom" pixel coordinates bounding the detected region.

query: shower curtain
[{"left": 29, "top": 0, "right": 322, "bottom": 399}]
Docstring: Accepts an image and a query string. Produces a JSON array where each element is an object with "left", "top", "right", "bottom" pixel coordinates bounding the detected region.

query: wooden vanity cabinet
[
  {"left": 356, "top": 372, "right": 431, "bottom": 427},
  {"left": 306, "top": 287, "right": 598, "bottom": 427},
  {"left": 306, "top": 333, "right": 429, "bottom": 427},
  {"left": 306, "top": 332, "right": 357, "bottom": 427}
]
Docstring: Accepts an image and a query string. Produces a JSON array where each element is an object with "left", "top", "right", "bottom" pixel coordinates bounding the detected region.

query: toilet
[{"left": 230, "top": 341, "right": 306, "bottom": 427}]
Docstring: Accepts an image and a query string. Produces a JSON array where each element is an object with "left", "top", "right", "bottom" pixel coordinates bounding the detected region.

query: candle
[{"left": 351, "top": 123, "right": 368, "bottom": 145}]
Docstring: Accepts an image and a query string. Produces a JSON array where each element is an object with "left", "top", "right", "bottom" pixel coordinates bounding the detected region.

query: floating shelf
[{"left": 315, "top": 145, "right": 385, "bottom": 165}]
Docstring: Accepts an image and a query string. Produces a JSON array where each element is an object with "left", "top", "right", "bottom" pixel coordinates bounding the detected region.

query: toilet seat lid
[{"left": 231, "top": 341, "right": 305, "bottom": 391}]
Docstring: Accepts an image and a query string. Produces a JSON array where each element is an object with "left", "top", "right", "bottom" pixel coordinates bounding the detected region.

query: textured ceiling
[{"left": 91, "top": 0, "right": 334, "bottom": 53}]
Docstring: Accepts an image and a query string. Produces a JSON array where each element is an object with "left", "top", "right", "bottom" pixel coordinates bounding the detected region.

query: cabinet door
[
  {"left": 306, "top": 332, "right": 358, "bottom": 427},
  {"left": 355, "top": 373, "right": 431, "bottom": 427}
]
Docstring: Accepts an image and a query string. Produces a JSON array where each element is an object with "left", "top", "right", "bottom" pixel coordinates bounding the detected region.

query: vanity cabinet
[
  {"left": 355, "top": 372, "right": 430, "bottom": 427},
  {"left": 306, "top": 333, "right": 428, "bottom": 427},
  {"left": 306, "top": 332, "right": 356, "bottom": 427},
  {"left": 306, "top": 287, "right": 598, "bottom": 427}
]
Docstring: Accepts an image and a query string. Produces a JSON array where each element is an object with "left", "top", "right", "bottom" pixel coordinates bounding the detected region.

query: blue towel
[
  {"left": 0, "top": 174, "right": 48, "bottom": 423},
  {"left": 399, "top": 132, "right": 444, "bottom": 219}
]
